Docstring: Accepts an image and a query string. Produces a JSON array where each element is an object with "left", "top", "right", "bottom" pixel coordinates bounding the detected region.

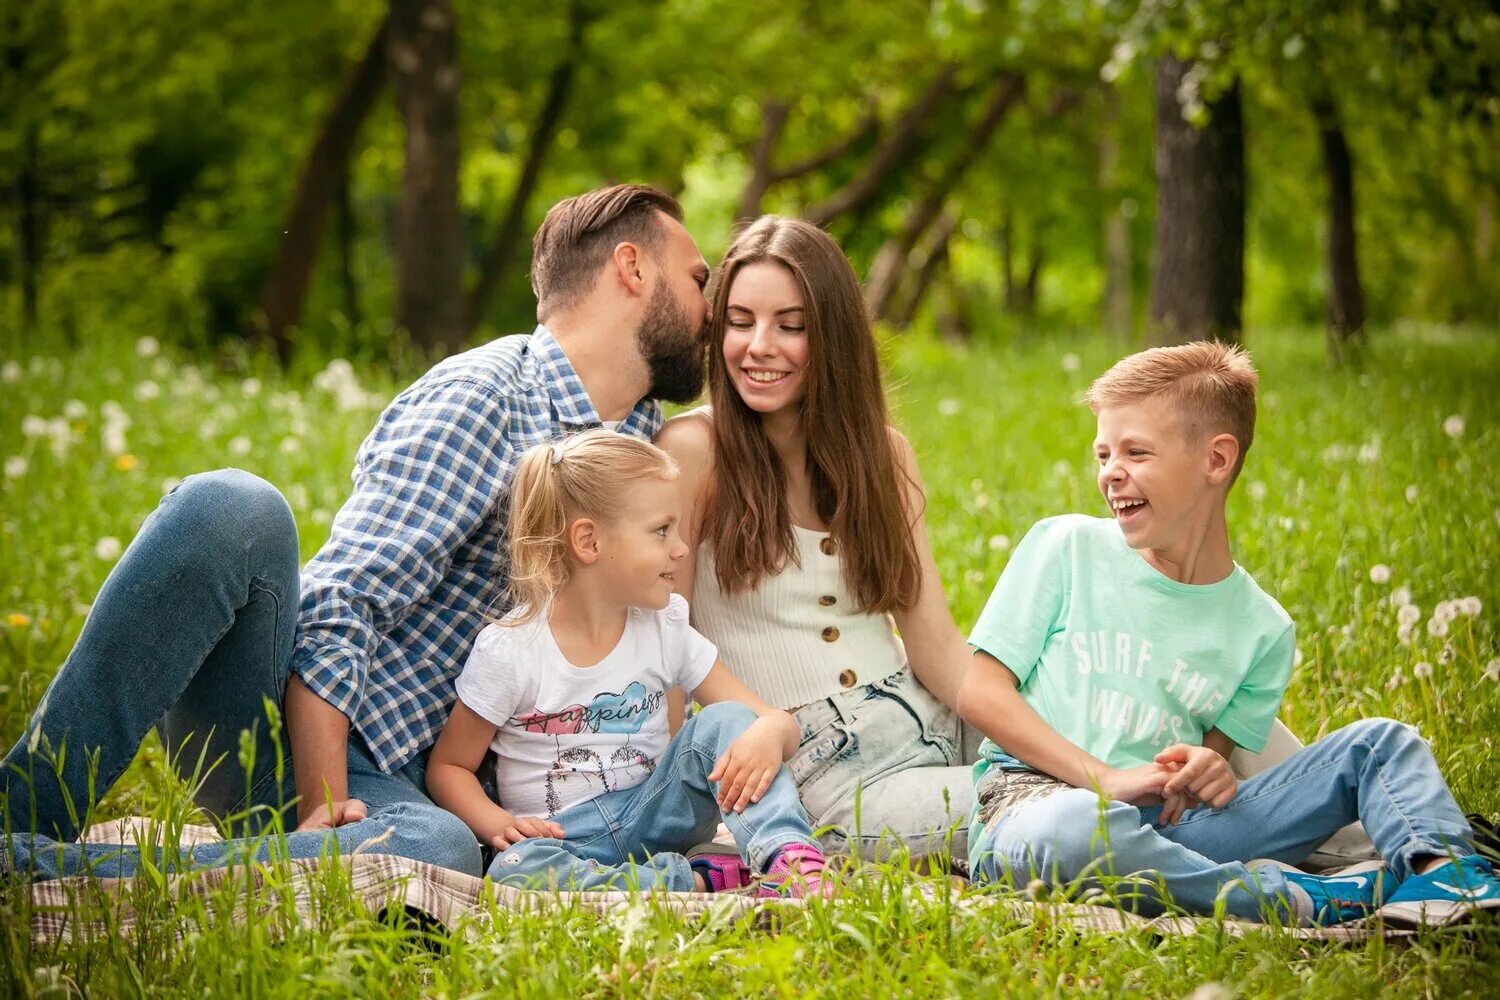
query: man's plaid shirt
[{"left": 292, "top": 326, "right": 663, "bottom": 773}]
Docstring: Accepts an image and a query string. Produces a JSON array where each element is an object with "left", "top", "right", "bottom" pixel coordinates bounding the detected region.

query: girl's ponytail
[{"left": 503, "top": 429, "right": 678, "bottom": 625}]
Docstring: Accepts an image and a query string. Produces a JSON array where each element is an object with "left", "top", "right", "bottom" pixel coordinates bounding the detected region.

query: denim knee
[
  {"left": 167, "top": 469, "right": 298, "bottom": 567},
  {"left": 377, "top": 802, "right": 482, "bottom": 876},
  {"left": 691, "top": 701, "right": 757, "bottom": 743},
  {"left": 985, "top": 788, "right": 1115, "bottom": 882}
]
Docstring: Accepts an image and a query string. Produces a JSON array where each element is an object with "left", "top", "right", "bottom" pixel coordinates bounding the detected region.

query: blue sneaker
[
  {"left": 1386, "top": 854, "right": 1500, "bottom": 915},
  {"left": 1251, "top": 861, "right": 1388, "bottom": 926}
]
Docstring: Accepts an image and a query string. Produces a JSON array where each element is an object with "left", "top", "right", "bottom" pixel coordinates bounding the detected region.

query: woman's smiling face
[{"left": 721, "top": 261, "right": 810, "bottom": 415}]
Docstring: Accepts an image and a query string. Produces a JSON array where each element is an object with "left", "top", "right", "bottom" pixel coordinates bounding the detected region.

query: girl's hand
[
  {"left": 1153, "top": 744, "right": 1237, "bottom": 824},
  {"left": 491, "top": 810, "right": 565, "bottom": 850},
  {"left": 1098, "top": 762, "right": 1174, "bottom": 806},
  {"left": 709, "top": 716, "right": 788, "bottom": 813}
]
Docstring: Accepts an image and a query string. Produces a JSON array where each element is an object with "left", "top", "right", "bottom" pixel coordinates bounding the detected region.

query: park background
[{"left": 2, "top": 0, "right": 1498, "bottom": 996}]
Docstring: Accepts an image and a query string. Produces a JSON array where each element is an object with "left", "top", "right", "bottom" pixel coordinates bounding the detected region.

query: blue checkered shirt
[{"left": 292, "top": 326, "right": 663, "bottom": 773}]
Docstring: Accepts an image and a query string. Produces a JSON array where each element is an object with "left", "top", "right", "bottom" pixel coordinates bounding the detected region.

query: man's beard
[{"left": 636, "top": 277, "right": 707, "bottom": 405}]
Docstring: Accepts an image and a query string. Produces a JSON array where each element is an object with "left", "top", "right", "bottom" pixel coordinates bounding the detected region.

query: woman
[{"left": 658, "top": 216, "right": 976, "bottom": 863}]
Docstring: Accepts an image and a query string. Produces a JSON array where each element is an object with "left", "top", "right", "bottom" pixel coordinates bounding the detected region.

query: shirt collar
[{"left": 531, "top": 325, "right": 664, "bottom": 439}]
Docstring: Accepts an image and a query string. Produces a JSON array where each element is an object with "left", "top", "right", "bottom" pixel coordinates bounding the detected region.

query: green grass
[{"left": 1, "top": 325, "right": 1498, "bottom": 996}]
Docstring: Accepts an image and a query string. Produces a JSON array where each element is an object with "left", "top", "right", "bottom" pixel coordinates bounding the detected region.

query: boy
[{"left": 957, "top": 342, "right": 1497, "bottom": 925}]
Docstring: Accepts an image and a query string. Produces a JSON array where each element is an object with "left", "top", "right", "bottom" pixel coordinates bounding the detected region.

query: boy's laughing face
[{"left": 1093, "top": 396, "right": 1229, "bottom": 556}]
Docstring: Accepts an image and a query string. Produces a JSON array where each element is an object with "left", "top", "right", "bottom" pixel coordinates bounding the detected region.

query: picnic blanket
[{"left": 13, "top": 817, "right": 1493, "bottom": 946}]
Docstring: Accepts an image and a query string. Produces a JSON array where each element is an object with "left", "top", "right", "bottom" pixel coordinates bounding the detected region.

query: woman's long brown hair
[{"left": 702, "top": 216, "right": 922, "bottom": 613}]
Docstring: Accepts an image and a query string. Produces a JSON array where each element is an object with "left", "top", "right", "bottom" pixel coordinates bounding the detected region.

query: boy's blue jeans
[
  {"left": 970, "top": 718, "right": 1475, "bottom": 922},
  {"left": 488, "top": 702, "right": 814, "bottom": 892},
  {"left": 1, "top": 470, "right": 482, "bottom": 881}
]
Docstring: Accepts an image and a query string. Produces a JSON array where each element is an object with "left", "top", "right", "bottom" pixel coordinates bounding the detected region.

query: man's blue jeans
[
  {"left": 970, "top": 718, "right": 1475, "bottom": 921},
  {"left": 1, "top": 470, "right": 482, "bottom": 880},
  {"left": 488, "top": 702, "right": 814, "bottom": 892}
]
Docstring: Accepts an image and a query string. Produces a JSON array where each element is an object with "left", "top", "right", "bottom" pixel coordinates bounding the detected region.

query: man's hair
[
  {"left": 530, "top": 184, "right": 684, "bottom": 319},
  {"left": 1085, "top": 341, "right": 1259, "bottom": 482}
]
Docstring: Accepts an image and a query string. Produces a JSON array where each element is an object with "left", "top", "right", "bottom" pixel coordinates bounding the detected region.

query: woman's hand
[{"left": 708, "top": 714, "right": 795, "bottom": 813}]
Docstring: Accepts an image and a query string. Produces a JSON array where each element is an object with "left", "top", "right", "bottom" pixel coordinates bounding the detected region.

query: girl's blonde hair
[{"left": 505, "top": 429, "right": 679, "bottom": 625}]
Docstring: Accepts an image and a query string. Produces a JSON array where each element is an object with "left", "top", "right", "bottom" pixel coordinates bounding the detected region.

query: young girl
[{"left": 427, "top": 430, "right": 831, "bottom": 897}]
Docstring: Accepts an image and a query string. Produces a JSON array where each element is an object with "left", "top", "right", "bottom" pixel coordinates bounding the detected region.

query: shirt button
[
  {"left": 839, "top": 669, "right": 858, "bottom": 689},
  {"left": 818, "top": 595, "right": 837, "bottom": 607},
  {"left": 819, "top": 537, "right": 837, "bottom": 557},
  {"left": 821, "top": 626, "right": 840, "bottom": 642}
]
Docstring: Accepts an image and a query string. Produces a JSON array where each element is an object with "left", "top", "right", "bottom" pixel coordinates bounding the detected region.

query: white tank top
[{"left": 690, "top": 524, "right": 906, "bottom": 710}]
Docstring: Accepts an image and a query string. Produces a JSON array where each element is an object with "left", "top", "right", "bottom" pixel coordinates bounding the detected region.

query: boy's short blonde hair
[{"left": 1085, "top": 341, "right": 1259, "bottom": 483}]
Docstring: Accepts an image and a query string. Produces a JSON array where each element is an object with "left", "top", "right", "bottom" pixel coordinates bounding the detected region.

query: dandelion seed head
[
  {"left": 937, "top": 398, "right": 961, "bottom": 417},
  {"left": 1390, "top": 587, "right": 1412, "bottom": 608},
  {"left": 4, "top": 456, "right": 26, "bottom": 479},
  {"left": 1442, "top": 414, "right": 1465, "bottom": 439},
  {"left": 1397, "top": 622, "right": 1415, "bottom": 646},
  {"left": 1413, "top": 661, "right": 1433, "bottom": 679},
  {"left": 1484, "top": 659, "right": 1500, "bottom": 683},
  {"left": 228, "top": 436, "right": 252, "bottom": 457},
  {"left": 1052, "top": 459, "right": 1072, "bottom": 478},
  {"left": 1060, "top": 353, "right": 1081, "bottom": 373},
  {"left": 1427, "top": 617, "right": 1449, "bottom": 638},
  {"left": 133, "top": 380, "right": 161, "bottom": 402},
  {"left": 1247, "top": 481, "right": 1268, "bottom": 502},
  {"left": 1404, "top": 485, "right": 1418, "bottom": 504},
  {"left": 1387, "top": 668, "right": 1406, "bottom": 689},
  {"left": 1397, "top": 604, "right": 1421, "bottom": 627},
  {"left": 1368, "top": 564, "right": 1391, "bottom": 584},
  {"left": 988, "top": 534, "right": 1011, "bottom": 552},
  {"left": 1, "top": 361, "right": 20, "bottom": 383},
  {"left": 94, "top": 536, "right": 122, "bottom": 561},
  {"left": 1438, "top": 644, "right": 1454, "bottom": 665},
  {"left": 241, "top": 377, "right": 262, "bottom": 398},
  {"left": 63, "top": 400, "right": 87, "bottom": 420},
  {"left": 135, "top": 336, "right": 160, "bottom": 358},
  {"left": 1457, "top": 596, "right": 1481, "bottom": 616},
  {"left": 21, "top": 415, "right": 46, "bottom": 437}
]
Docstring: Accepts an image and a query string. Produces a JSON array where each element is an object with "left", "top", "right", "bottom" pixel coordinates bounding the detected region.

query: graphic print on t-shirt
[{"left": 510, "top": 681, "right": 666, "bottom": 817}]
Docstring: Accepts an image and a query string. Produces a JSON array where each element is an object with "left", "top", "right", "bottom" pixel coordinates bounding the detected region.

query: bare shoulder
[
  {"left": 656, "top": 406, "right": 714, "bottom": 461},
  {"left": 886, "top": 425, "right": 919, "bottom": 473}
]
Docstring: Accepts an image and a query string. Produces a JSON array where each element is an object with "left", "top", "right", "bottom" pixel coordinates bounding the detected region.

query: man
[{"left": 3, "top": 184, "right": 711, "bottom": 879}]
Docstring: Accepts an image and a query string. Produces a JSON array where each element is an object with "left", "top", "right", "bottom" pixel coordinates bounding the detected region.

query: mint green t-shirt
[{"left": 967, "top": 514, "right": 1295, "bottom": 807}]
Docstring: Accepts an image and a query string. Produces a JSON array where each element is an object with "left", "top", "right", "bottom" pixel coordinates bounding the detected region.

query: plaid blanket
[{"left": 15, "top": 819, "right": 1496, "bottom": 945}]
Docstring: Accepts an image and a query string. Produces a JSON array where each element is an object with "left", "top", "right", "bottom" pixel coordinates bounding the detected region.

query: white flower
[
  {"left": 1484, "top": 659, "right": 1500, "bottom": 683},
  {"left": 987, "top": 534, "right": 1011, "bottom": 552},
  {"left": 1390, "top": 587, "right": 1412, "bottom": 608},
  {"left": 1397, "top": 622, "right": 1414, "bottom": 646},
  {"left": 1456, "top": 596, "right": 1481, "bottom": 616},
  {"left": 1397, "top": 604, "right": 1421, "bottom": 627},
  {"left": 21, "top": 415, "right": 47, "bottom": 437},
  {"left": 937, "top": 398, "right": 961, "bottom": 417},
  {"left": 1, "top": 360, "right": 20, "bottom": 383},
  {"left": 972, "top": 492, "right": 991, "bottom": 509},
  {"left": 1280, "top": 517, "right": 1296, "bottom": 532},
  {"left": 135, "top": 336, "right": 160, "bottom": 358},
  {"left": 279, "top": 436, "right": 302, "bottom": 455},
  {"left": 133, "top": 380, "right": 161, "bottom": 402},
  {"left": 103, "top": 423, "right": 128, "bottom": 456},
  {"left": 1438, "top": 644, "right": 1455, "bottom": 665},
  {"left": 1052, "top": 460, "right": 1072, "bottom": 478},
  {"left": 94, "top": 536, "right": 122, "bottom": 561},
  {"left": 1412, "top": 661, "right": 1432, "bottom": 680},
  {"left": 228, "top": 436, "right": 252, "bottom": 457},
  {"left": 241, "top": 377, "right": 262, "bottom": 398},
  {"left": 1247, "top": 481, "right": 1268, "bottom": 502},
  {"left": 63, "top": 400, "right": 87, "bottom": 420},
  {"left": 1060, "top": 353, "right": 1081, "bottom": 373},
  {"left": 1434, "top": 600, "right": 1458, "bottom": 623},
  {"left": 1442, "top": 414, "right": 1464, "bottom": 439},
  {"left": 1427, "top": 617, "right": 1449, "bottom": 638},
  {"left": 1357, "top": 443, "right": 1380, "bottom": 464},
  {"left": 1368, "top": 564, "right": 1391, "bottom": 584},
  {"left": 100, "top": 400, "right": 127, "bottom": 423},
  {"left": 1404, "top": 485, "right": 1419, "bottom": 504},
  {"left": 4, "top": 456, "right": 26, "bottom": 479}
]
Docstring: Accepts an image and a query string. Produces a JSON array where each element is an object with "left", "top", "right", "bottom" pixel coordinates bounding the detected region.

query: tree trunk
[
  {"left": 891, "top": 209, "right": 957, "bottom": 329},
  {"left": 336, "top": 164, "right": 360, "bottom": 325},
  {"left": 16, "top": 122, "right": 40, "bottom": 335},
  {"left": 389, "top": 0, "right": 464, "bottom": 355},
  {"left": 804, "top": 63, "right": 958, "bottom": 227},
  {"left": 1000, "top": 210, "right": 1016, "bottom": 312},
  {"left": 1099, "top": 85, "right": 1132, "bottom": 338},
  {"left": 465, "top": 1, "right": 591, "bottom": 333},
  {"left": 1312, "top": 96, "right": 1364, "bottom": 357},
  {"left": 866, "top": 71, "right": 1023, "bottom": 319},
  {"left": 737, "top": 100, "right": 791, "bottom": 222},
  {"left": 256, "top": 16, "right": 388, "bottom": 361},
  {"left": 1148, "top": 56, "right": 1245, "bottom": 345}
]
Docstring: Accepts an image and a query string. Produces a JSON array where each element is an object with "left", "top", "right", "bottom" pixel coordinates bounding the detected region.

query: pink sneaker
[
  {"left": 757, "top": 844, "right": 836, "bottom": 899},
  {"left": 686, "top": 843, "right": 752, "bottom": 892}
]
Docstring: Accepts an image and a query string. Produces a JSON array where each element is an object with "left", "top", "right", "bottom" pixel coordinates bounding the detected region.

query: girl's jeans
[
  {"left": 969, "top": 718, "right": 1475, "bottom": 921},
  {"left": 1, "top": 470, "right": 482, "bottom": 880},
  {"left": 488, "top": 702, "right": 814, "bottom": 891},
  {"left": 790, "top": 666, "right": 972, "bottom": 860}
]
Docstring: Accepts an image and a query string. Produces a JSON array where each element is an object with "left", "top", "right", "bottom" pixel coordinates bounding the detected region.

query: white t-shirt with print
[{"left": 454, "top": 593, "right": 718, "bottom": 819}]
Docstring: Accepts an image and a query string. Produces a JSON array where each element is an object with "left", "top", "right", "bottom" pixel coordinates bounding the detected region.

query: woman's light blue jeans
[
  {"left": 969, "top": 718, "right": 1475, "bottom": 921},
  {"left": 1, "top": 470, "right": 482, "bottom": 880},
  {"left": 488, "top": 702, "right": 814, "bottom": 891}
]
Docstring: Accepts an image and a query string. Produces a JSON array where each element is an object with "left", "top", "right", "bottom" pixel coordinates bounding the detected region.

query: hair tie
[{"left": 549, "top": 443, "right": 565, "bottom": 465}]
